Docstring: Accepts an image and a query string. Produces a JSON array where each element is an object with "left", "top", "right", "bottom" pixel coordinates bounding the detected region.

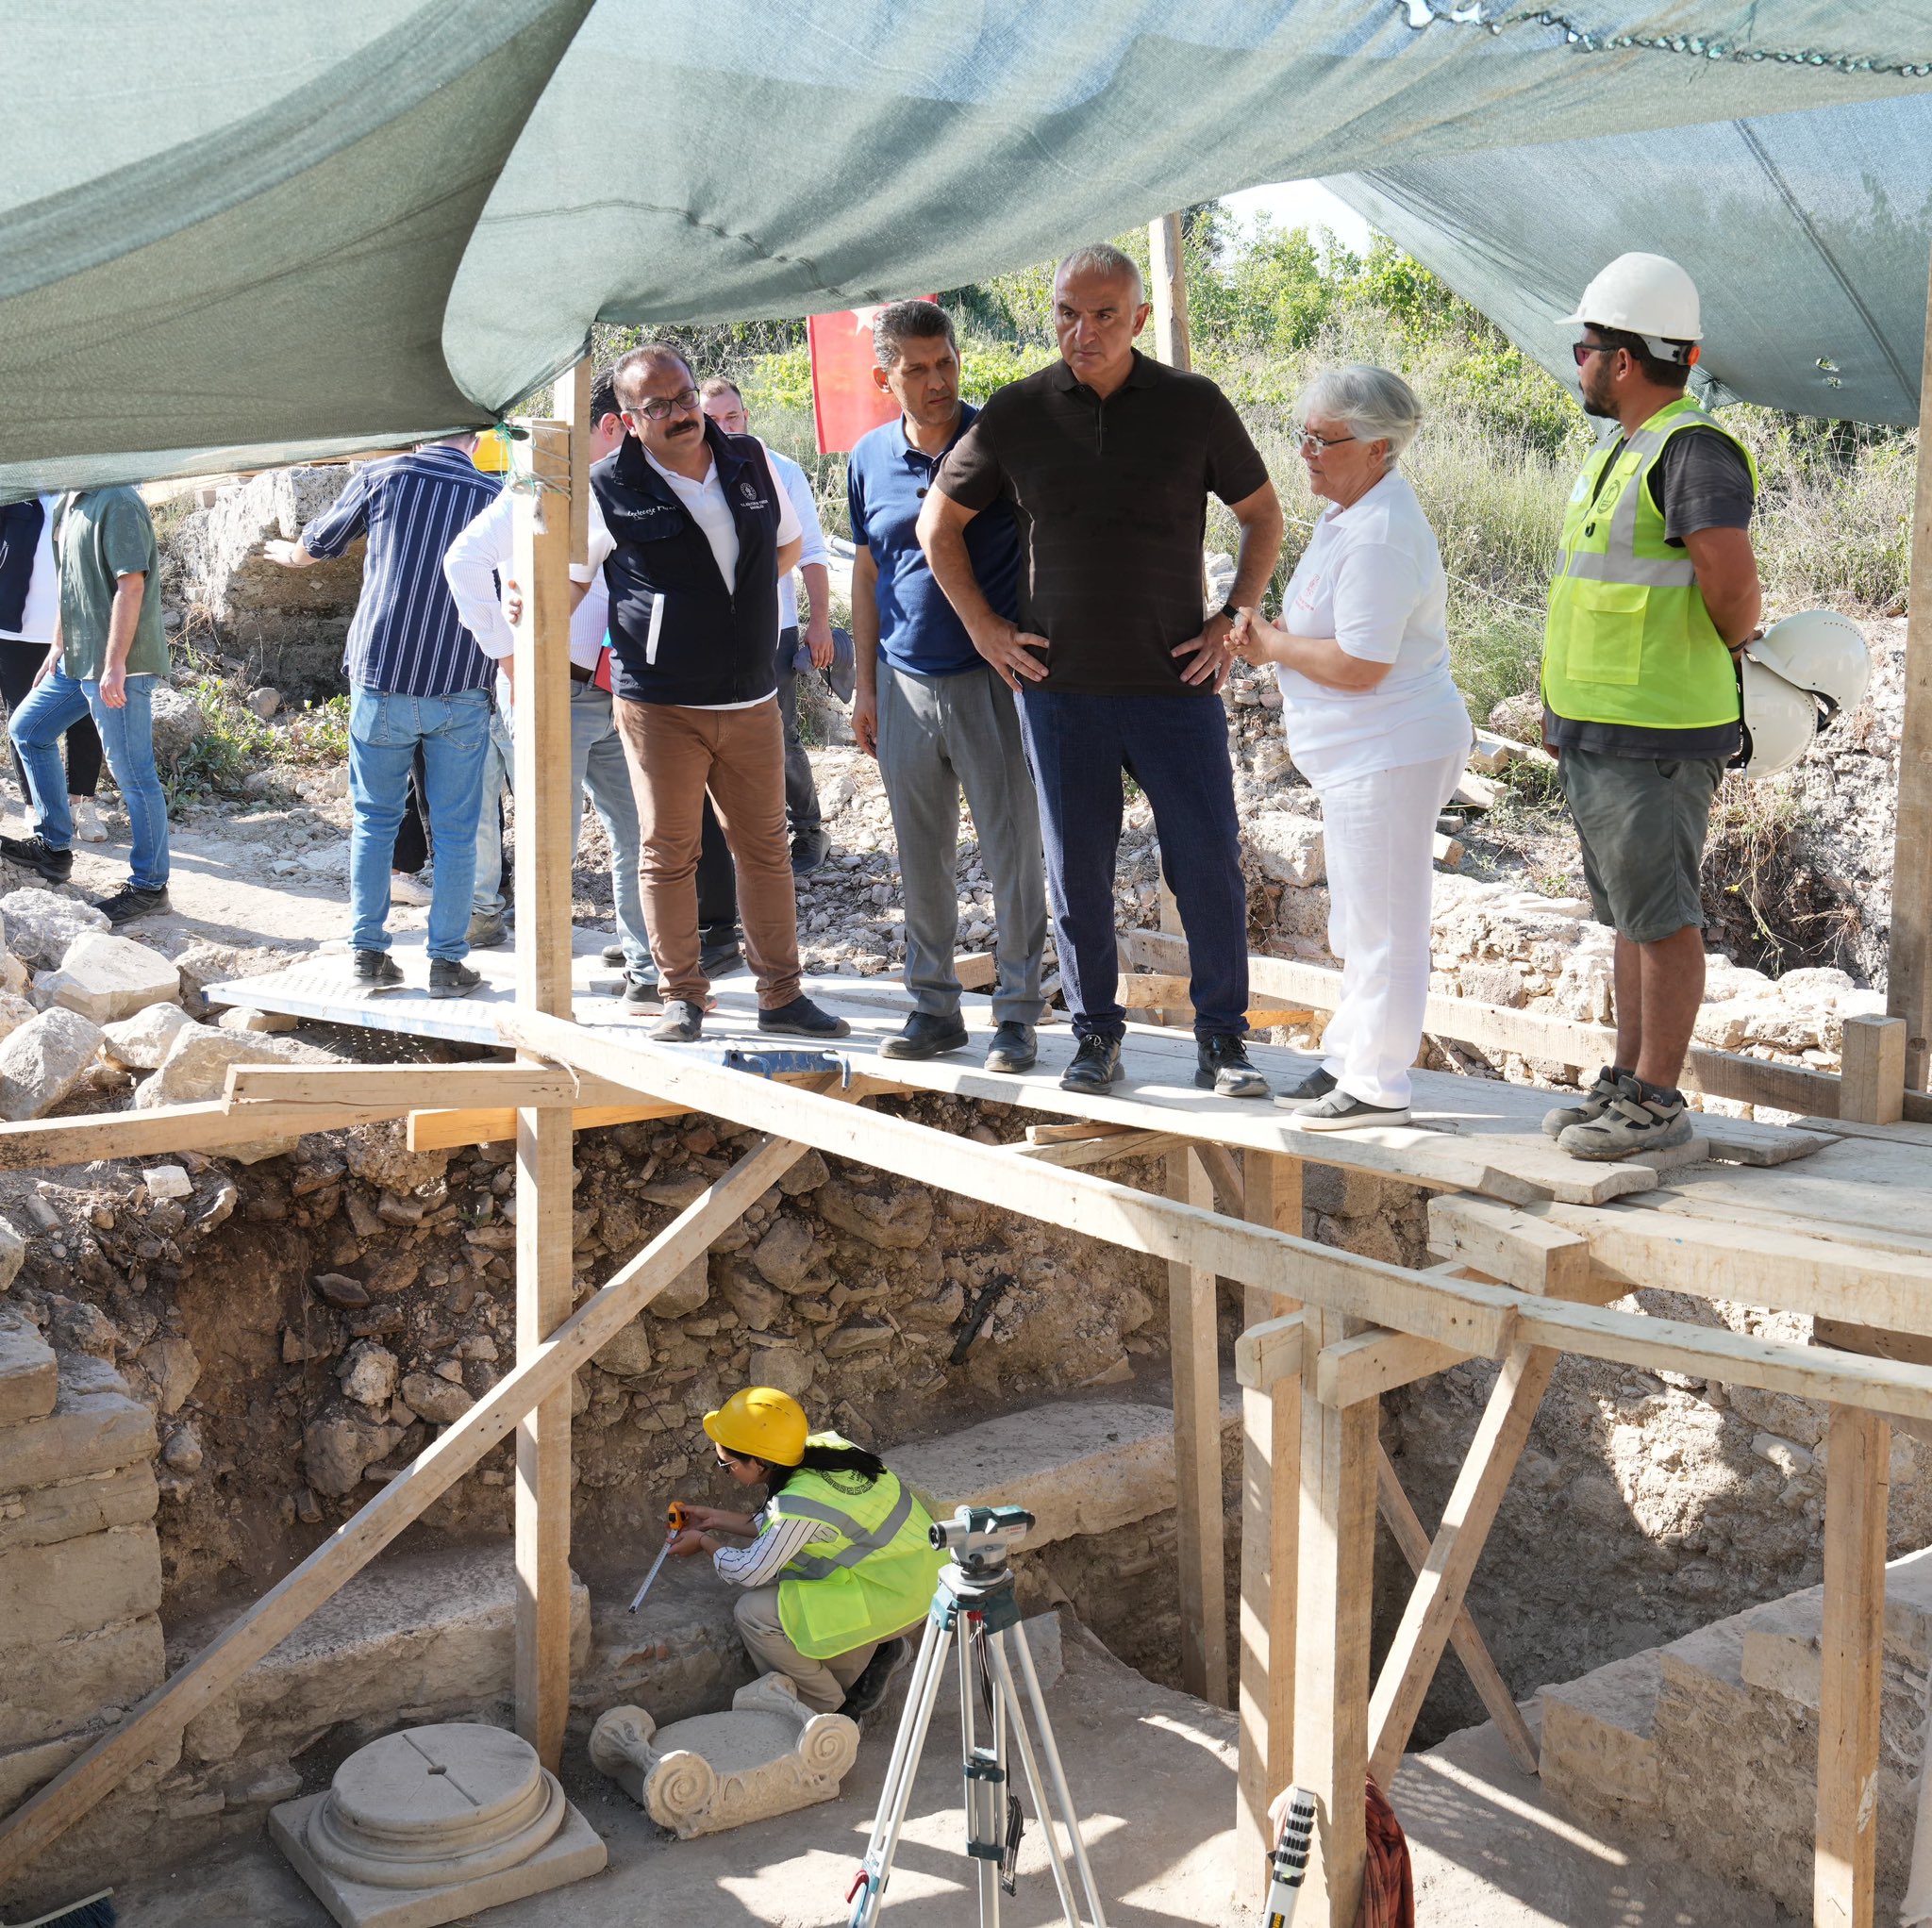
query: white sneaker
[
  {"left": 70, "top": 797, "right": 108, "bottom": 842},
  {"left": 390, "top": 869, "right": 433, "bottom": 906}
]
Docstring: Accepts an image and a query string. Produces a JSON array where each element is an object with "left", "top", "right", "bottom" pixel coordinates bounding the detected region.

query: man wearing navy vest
[
  {"left": 581, "top": 344, "right": 848, "bottom": 1043},
  {"left": 1538, "top": 255, "right": 1762, "bottom": 1161}
]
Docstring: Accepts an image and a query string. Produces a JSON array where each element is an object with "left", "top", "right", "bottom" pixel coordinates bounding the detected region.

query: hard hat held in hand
[
  {"left": 704, "top": 1387, "right": 809, "bottom": 1466},
  {"left": 1736, "top": 609, "right": 1872, "bottom": 780},
  {"left": 1562, "top": 254, "right": 1702, "bottom": 344}
]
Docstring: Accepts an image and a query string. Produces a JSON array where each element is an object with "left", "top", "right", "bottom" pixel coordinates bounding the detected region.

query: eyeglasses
[
  {"left": 631, "top": 386, "right": 701, "bottom": 423},
  {"left": 1297, "top": 428, "right": 1356, "bottom": 453},
  {"left": 1571, "top": 341, "right": 1615, "bottom": 367}
]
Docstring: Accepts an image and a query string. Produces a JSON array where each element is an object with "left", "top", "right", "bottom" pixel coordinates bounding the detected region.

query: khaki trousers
[
  {"left": 613, "top": 697, "right": 802, "bottom": 1008},
  {"left": 733, "top": 1585, "right": 877, "bottom": 1714}
]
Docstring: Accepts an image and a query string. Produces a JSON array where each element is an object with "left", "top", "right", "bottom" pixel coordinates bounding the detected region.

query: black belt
[{"left": 569, "top": 661, "right": 593, "bottom": 684}]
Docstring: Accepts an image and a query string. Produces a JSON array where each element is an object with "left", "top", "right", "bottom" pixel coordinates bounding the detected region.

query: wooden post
[
  {"left": 555, "top": 356, "right": 592, "bottom": 568},
  {"left": 510, "top": 417, "right": 576, "bottom": 1770},
  {"left": 1367, "top": 1343, "right": 1558, "bottom": 1787},
  {"left": 1840, "top": 1013, "right": 1907, "bottom": 1126},
  {"left": 1167, "top": 1145, "right": 1227, "bottom": 1707},
  {"left": 1888, "top": 242, "right": 1932, "bottom": 1093},
  {"left": 1292, "top": 1306, "right": 1377, "bottom": 1924},
  {"left": 1815, "top": 1403, "right": 1890, "bottom": 1927},
  {"left": 1236, "top": 1152, "right": 1303, "bottom": 1880},
  {"left": 1148, "top": 211, "right": 1191, "bottom": 372}
]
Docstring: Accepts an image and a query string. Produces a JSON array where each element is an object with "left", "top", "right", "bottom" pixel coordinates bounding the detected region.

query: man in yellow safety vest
[
  {"left": 1539, "top": 253, "right": 1763, "bottom": 1162},
  {"left": 668, "top": 1387, "right": 941, "bottom": 1716}
]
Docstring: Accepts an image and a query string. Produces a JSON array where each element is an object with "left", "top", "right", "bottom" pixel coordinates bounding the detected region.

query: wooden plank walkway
[{"left": 206, "top": 932, "right": 1846, "bottom": 1218}]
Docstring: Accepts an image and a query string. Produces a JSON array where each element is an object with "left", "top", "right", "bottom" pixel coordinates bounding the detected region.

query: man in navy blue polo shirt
[
  {"left": 265, "top": 432, "right": 499, "bottom": 998},
  {"left": 848, "top": 301, "right": 1045, "bottom": 1073}
]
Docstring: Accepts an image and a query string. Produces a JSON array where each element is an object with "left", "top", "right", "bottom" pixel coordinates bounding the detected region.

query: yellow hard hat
[
  {"left": 704, "top": 1388, "right": 809, "bottom": 1467},
  {"left": 472, "top": 426, "right": 513, "bottom": 474}
]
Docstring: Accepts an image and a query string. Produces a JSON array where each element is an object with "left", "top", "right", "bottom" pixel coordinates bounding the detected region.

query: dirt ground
[{"left": 103, "top": 1626, "right": 1788, "bottom": 1928}]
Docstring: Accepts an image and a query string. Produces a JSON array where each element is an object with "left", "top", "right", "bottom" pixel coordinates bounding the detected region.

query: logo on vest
[{"left": 739, "top": 480, "right": 762, "bottom": 506}]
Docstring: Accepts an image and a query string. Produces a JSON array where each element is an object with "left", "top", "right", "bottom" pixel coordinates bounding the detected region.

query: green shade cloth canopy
[{"left": 4, "top": 0, "right": 1931, "bottom": 498}]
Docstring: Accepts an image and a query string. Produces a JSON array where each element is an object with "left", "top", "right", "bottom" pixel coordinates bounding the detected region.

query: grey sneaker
[
  {"left": 1290, "top": 1088, "right": 1410, "bottom": 1131},
  {"left": 1541, "top": 1065, "right": 1628, "bottom": 1139},
  {"left": 466, "top": 910, "right": 509, "bottom": 949},
  {"left": 1274, "top": 1066, "right": 1338, "bottom": 1108},
  {"left": 427, "top": 958, "right": 481, "bottom": 999},
  {"left": 620, "top": 972, "right": 661, "bottom": 1010},
  {"left": 352, "top": 949, "right": 403, "bottom": 989},
  {"left": 651, "top": 998, "right": 705, "bottom": 1042},
  {"left": 1557, "top": 1076, "right": 1693, "bottom": 1162}
]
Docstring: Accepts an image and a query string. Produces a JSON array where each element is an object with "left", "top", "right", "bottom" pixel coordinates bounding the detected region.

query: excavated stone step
[
  {"left": 1740, "top": 1544, "right": 1932, "bottom": 1709},
  {"left": 0, "top": 1312, "right": 57, "bottom": 1428}
]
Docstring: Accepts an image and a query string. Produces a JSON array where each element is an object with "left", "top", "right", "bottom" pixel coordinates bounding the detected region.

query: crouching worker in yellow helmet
[{"left": 667, "top": 1387, "right": 942, "bottom": 1718}]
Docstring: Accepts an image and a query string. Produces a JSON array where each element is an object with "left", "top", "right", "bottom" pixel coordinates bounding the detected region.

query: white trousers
[{"left": 1317, "top": 748, "right": 1467, "bottom": 1108}]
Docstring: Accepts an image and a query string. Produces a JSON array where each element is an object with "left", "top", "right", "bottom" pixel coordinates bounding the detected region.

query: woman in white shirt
[{"left": 1234, "top": 365, "right": 1471, "bottom": 1129}]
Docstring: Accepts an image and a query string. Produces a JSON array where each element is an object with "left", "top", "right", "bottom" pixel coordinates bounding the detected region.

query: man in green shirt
[{"left": 2, "top": 487, "right": 173, "bottom": 921}]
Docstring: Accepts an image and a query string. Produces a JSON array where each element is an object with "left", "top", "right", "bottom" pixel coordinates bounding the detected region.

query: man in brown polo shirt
[{"left": 917, "top": 243, "right": 1284, "bottom": 1096}]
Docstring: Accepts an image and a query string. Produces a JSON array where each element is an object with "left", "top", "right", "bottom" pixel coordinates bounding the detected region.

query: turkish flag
[{"left": 808, "top": 302, "right": 936, "bottom": 454}]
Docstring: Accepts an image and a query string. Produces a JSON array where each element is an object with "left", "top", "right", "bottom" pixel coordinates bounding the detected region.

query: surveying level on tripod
[{"left": 845, "top": 1504, "right": 1108, "bottom": 1928}]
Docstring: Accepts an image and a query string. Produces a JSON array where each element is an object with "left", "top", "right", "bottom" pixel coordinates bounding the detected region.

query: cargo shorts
[{"left": 1557, "top": 746, "right": 1723, "bottom": 944}]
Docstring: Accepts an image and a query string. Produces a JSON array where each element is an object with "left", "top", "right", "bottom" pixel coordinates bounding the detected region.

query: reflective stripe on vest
[
  {"left": 776, "top": 1482, "right": 916, "bottom": 1580},
  {"left": 1541, "top": 398, "right": 1755, "bottom": 732}
]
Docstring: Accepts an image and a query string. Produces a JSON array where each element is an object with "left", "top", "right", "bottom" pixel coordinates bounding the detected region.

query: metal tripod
[{"left": 844, "top": 1504, "right": 1108, "bottom": 1928}]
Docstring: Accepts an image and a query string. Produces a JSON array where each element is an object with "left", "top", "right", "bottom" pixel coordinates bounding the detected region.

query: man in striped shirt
[{"left": 264, "top": 433, "right": 500, "bottom": 997}]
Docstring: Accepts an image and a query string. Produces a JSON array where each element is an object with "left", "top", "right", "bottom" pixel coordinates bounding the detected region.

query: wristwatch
[{"left": 1218, "top": 600, "right": 1241, "bottom": 622}]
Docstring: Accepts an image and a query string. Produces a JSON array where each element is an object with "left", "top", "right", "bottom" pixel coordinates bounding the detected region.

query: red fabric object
[
  {"left": 1357, "top": 1775, "right": 1416, "bottom": 1928},
  {"left": 807, "top": 302, "right": 934, "bottom": 453}
]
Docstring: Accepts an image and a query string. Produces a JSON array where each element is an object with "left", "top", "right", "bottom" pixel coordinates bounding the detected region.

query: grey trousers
[
  {"left": 774, "top": 626, "right": 822, "bottom": 837},
  {"left": 875, "top": 658, "right": 1047, "bottom": 1027}
]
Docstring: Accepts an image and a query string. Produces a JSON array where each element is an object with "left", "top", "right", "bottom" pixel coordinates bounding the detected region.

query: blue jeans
[
  {"left": 1017, "top": 689, "right": 1248, "bottom": 1041},
  {"left": 470, "top": 706, "right": 514, "bottom": 918},
  {"left": 11, "top": 669, "right": 170, "bottom": 891},
  {"left": 348, "top": 687, "right": 488, "bottom": 960}
]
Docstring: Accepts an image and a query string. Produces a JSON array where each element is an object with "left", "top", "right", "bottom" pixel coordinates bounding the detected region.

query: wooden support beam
[
  {"left": 1237, "top": 1151, "right": 1302, "bottom": 1882},
  {"left": 511, "top": 416, "right": 576, "bottom": 1771},
  {"left": 224, "top": 1064, "right": 627, "bottom": 1111},
  {"left": 1840, "top": 1013, "right": 1907, "bottom": 1126},
  {"left": 1887, "top": 240, "right": 1932, "bottom": 1094},
  {"left": 1193, "top": 1141, "right": 1245, "bottom": 1219},
  {"left": 499, "top": 1006, "right": 1515, "bottom": 1355},
  {"left": 1317, "top": 1327, "right": 1471, "bottom": 1405},
  {"left": 1118, "top": 972, "right": 1307, "bottom": 1031},
  {"left": 1425, "top": 1195, "right": 1601, "bottom": 1303},
  {"left": 1814, "top": 1404, "right": 1890, "bottom": 1927},
  {"left": 1149, "top": 211, "right": 1191, "bottom": 370},
  {"left": 1024, "top": 1118, "right": 1141, "bottom": 1146},
  {"left": 555, "top": 356, "right": 591, "bottom": 567},
  {"left": 407, "top": 1101, "right": 687, "bottom": 1153},
  {"left": 0, "top": 1135, "right": 802, "bottom": 1884},
  {"left": 1167, "top": 1146, "right": 1227, "bottom": 1709},
  {"left": 1007, "top": 1128, "right": 1191, "bottom": 1171},
  {"left": 1366, "top": 1344, "right": 1557, "bottom": 1787},
  {"left": 1374, "top": 1445, "right": 1539, "bottom": 1777},
  {"left": 1291, "top": 1304, "right": 1376, "bottom": 1924},
  {"left": 0, "top": 1099, "right": 420, "bottom": 1169},
  {"left": 499, "top": 1006, "right": 1932, "bottom": 1425}
]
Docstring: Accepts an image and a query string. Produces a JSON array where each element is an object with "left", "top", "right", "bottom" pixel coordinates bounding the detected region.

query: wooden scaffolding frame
[{"left": 0, "top": 357, "right": 1928, "bottom": 1928}]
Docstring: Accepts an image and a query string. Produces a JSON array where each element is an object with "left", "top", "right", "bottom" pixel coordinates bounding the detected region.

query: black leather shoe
[
  {"left": 790, "top": 827, "right": 830, "bottom": 876},
  {"left": 700, "top": 929, "right": 744, "bottom": 978},
  {"left": 758, "top": 995, "right": 851, "bottom": 1039},
  {"left": 1, "top": 833, "right": 73, "bottom": 884},
  {"left": 1059, "top": 1035, "right": 1123, "bottom": 1091},
  {"left": 879, "top": 1012, "right": 969, "bottom": 1060},
  {"left": 1196, "top": 1034, "right": 1269, "bottom": 1099},
  {"left": 984, "top": 1022, "right": 1037, "bottom": 1073}
]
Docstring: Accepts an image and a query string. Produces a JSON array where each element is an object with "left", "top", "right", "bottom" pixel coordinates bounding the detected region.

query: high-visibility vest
[
  {"left": 1541, "top": 396, "right": 1756, "bottom": 732},
  {"left": 769, "top": 1433, "right": 943, "bottom": 1660}
]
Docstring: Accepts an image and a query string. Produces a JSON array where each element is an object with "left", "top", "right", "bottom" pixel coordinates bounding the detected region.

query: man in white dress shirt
[{"left": 442, "top": 367, "right": 658, "bottom": 1004}]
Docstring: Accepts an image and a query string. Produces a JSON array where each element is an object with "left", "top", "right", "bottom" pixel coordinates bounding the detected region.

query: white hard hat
[
  {"left": 1735, "top": 611, "right": 1872, "bottom": 780},
  {"left": 1736, "top": 657, "right": 1822, "bottom": 780},
  {"left": 1561, "top": 253, "right": 1703, "bottom": 349},
  {"left": 1747, "top": 608, "right": 1871, "bottom": 719}
]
